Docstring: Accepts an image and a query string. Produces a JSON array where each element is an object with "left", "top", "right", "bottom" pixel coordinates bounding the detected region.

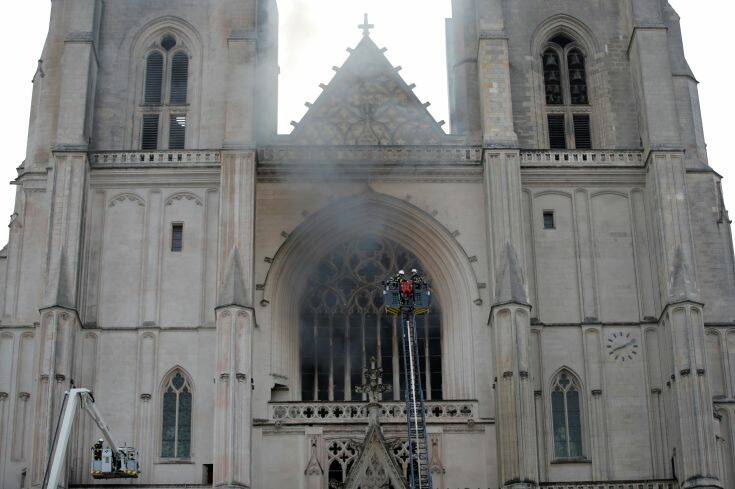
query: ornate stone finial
[
  {"left": 355, "top": 357, "right": 391, "bottom": 405},
  {"left": 358, "top": 13, "right": 374, "bottom": 37}
]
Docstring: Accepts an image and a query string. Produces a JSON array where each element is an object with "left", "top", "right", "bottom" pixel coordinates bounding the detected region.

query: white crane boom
[{"left": 43, "top": 388, "right": 139, "bottom": 489}]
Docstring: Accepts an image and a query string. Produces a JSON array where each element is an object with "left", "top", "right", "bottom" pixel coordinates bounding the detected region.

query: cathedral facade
[{"left": 0, "top": 1, "right": 734, "bottom": 488}]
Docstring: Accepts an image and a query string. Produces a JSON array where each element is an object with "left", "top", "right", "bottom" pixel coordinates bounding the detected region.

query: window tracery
[
  {"left": 542, "top": 34, "right": 592, "bottom": 149},
  {"left": 326, "top": 438, "right": 410, "bottom": 488},
  {"left": 327, "top": 440, "right": 359, "bottom": 486},
  {"left": 160, "top": 370, "right": 192, "bottom": 459},
  {"left": 299, "top": 236, "right": 442, "bottom": 402},
  {"left": 141, "top": 33, "right": 190, "bottom": 150},
  {"left": 551, "top": 370, "right": 584, "bottom": 459}
]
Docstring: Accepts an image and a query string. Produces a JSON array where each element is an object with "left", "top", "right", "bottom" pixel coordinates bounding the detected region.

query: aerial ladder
[
  {"left": 42, "top": 388, "right": 140, "bottom": 489},
  {"left": 384, "top": 269, "right": 433, "bottom": 489}
]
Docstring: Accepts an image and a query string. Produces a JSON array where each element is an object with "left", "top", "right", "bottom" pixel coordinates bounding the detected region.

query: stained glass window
[
  {"left": 551, "top": 371, "right": 583, "bottom": 459},
  {"left": 300, "top": 236, "right": 442, "bottom": 402},
  {"left": 161, "top": 371, "right": 192, "bottom": 458}
]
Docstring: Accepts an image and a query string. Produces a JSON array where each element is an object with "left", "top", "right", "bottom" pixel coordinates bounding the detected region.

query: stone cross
[
  {"left": 355, "top": 357, "right": 391, "bottom": 404},
  {"left": 359, "top": 13, "right": 374, "bottom": 37}
]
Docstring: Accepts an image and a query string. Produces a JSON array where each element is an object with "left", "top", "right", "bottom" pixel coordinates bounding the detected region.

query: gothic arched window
[
  {"left": 299, "top": 236, "right": 442, "bottom": 402},
  {"left": 161, "top": 370, "right": 192, "bottom": 459},
  {"left": 542, "top": 34, "right": 592, "bottom": 150},
  {"left": 141, "top": 34, "right": 190, "bottom": 150},
  {"left": 551, "top": 370, "right": 584, "bottom": 459}
]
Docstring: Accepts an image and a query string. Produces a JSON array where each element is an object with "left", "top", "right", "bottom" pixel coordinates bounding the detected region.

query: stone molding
[
  {"left": 257, "top": 145, "right": 482, "bottom": 182},
  {"left": 540, "top": 481, "right": 678, "bottom": 489}
]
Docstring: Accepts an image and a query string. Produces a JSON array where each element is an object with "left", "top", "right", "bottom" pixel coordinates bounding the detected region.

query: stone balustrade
[
  {"left": 90, "top": 150, "right": 221, "bottom": 167},
  {"left": 267, "top": 400, "right": 479, "bottom": 425},
  {"left": 540, "top": 480, "right": 678, "bottom": 489},
  {"left": 520, "top": 150, "right": 644, "bottom": 167}
]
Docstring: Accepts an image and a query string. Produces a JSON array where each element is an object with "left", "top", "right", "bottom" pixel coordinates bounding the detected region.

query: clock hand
[{"left": 611, "top": 340, "right": 635, "bottom": 353}]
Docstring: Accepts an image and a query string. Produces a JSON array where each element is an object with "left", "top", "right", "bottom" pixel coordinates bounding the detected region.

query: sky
[{"left": 0, "top": 1, "right": 732, "bottom": 248}]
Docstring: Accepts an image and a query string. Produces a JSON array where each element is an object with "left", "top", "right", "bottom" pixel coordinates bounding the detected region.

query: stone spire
[
  {"left": 667, "top": 245, "right": 700, "bottom": 303},
  {"left": 217, "top": 247, "right": 249, "bottom": 309},
  {"left": 45, "top": 247, "right": 74, "bottom": 310},
  {"left": 494, "top": 242, "right": 528, "bottom": 305}
]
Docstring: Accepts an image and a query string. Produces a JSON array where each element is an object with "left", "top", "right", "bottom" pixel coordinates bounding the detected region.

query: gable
[
  {"left": 344, "top": 425, "right": 408, "bottom": 489},
  {"left": 290, "top": 35, "right": 446, "bottom": 146}
]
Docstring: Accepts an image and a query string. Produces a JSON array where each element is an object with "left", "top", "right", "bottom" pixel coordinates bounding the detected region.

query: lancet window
[
  {"left": 551, "top": 370, "right": 584, "bottom": 459},
  {"left": 141, "top": 34, "right": 190, "bottom": 150},
  {"left": 161, "top": 370, "right": 192, "bottom": 459},
  {"left": 299, "top": 236, "right": 442, "bottom": 402},
  {"left": 542, "top": 33, "right": 592, "bottom": 149}
]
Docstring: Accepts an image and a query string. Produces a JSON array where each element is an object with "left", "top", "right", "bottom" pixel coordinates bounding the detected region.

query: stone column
[
  {"left": 213, "top": 250, "right": 254, "bottom": 489},
  {"left": 446, "top": 0, "right": 481, "bottom": 139},
  {"left": 133, "top": 332, "right": 156, "bottom": 482},
  {"left": 30, "top": 305, "right": 80, "bottom": 488},
  {"left": 582, "top": 327, "right": 609, "bottom": 480},
  {"left": 214, "top": 3, "right": 259, "bottom": 482},
  {"left": 475, "top": 0, "right": 517, "bottom": 148},
  {"left": 485, "top": 151, "right": 538, "bottom": 489},
  {"left": 647, "top": 152, "right": 722, "bottom": 489},
  {"left": 628, "top": 0, "right": 681, "bottom": 151},
  {"left": 213, "top": 149, "right": 256, "bottom": 488},
  {"left": 0, "top": 334, "right": 11, "bottom": 488}
]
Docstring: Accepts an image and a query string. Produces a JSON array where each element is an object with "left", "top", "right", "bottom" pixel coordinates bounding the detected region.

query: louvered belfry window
[
  {"left": 140, "top": 34, "right": 190, "bottom": 150},
  {"left": 144, "top": 52, "right": 164, "bottom": 105},
  {"left": 141, "top": 114, "right": 159, "bottom": 150},
  {"left": 573, "top": 114, "right": 592, "bottom": 150},
  {"left": 170, "top": 53, "right": 189, "bottom": 105},
  {"left": 542, "top": 34, "right": 592, "bottom": 149},
  {"left": 547, "top": 114, "right": 567, "bottom": 150},
  {"left": 169, "top": 115, "right": 187, "bottom": 150}
]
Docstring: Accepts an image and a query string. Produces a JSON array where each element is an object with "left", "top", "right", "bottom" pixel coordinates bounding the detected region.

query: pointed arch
[
  {"left": 531, "top": 14, "right": 607, "bottom": 149},
  {"left": 263, "top": 191, "right": 480, "bottom": 400},
  {"left": 107, "top": 192, "right": 146, "bottom": 208},
  {"left": 164, "top": 191, "right": 203, "bottom": 207},
  {"left": 548, "top": 367, "right": 585, "bottom": 460},
  {"left": 125, "top": 16, "right": 202, "bottom": 150},
  {"left": 158, "top": 366, "right": 194, "bottom": 459}
]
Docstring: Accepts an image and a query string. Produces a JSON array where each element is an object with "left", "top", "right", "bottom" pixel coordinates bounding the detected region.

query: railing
[
  {"left": 267, "top": 400, "right": 479, "bottom": 425},
  {"left": 540, "top": 480, "right": 678, "bottom": 489},
  {"left": 90, "top": 150, "right": 220, "bottom": 167},
  {"left": 520, "top": 150, "right": 644, "bottom": 167}
]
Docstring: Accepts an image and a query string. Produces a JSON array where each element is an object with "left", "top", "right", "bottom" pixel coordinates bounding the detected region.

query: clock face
[{"left": 606, "top": 332, "right": 639, "bottom": 362}]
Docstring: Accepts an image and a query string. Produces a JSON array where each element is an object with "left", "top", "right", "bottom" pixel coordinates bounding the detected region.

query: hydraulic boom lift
[
  {"left": 42, "top": 388, "right": 140, "bottom": 489},
  {"left": 384, "top": 269, "right": 433, "bottom": 489}
]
